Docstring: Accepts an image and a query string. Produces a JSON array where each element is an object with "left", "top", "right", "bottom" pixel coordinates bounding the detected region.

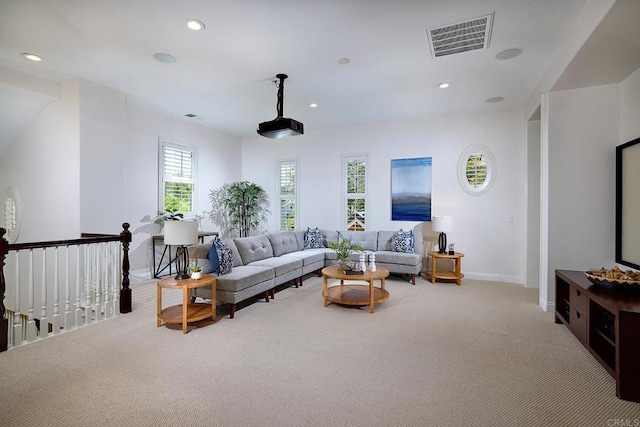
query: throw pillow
[
  {"left": 304, "top": 227, "right": 324, "bottom": 249},
  {"left": 392, "top": 229, "right": 415, "bottom": 253},
  {"left": 213, "top": 238, "right": 233, "bottom": 275},
  {"left": 208, "top": 238, "right": 233, "bottom": 276},
  {"left": 208, "top": 243, "right": 220, "bottom": 275}
]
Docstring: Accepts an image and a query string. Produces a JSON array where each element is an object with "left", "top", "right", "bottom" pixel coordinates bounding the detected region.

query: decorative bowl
[{"left": 585, "top": 268, "right": 640, "bottom": 290}]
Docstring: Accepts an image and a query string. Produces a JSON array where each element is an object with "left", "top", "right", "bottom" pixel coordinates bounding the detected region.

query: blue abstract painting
[{"left": 391, "top": 157, "right": 432, "bottom": 221}]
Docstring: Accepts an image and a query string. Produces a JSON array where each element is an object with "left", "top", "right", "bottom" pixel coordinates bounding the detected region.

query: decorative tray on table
[{"left": 585, "top": 267, "right": 640, "bottom": 290}]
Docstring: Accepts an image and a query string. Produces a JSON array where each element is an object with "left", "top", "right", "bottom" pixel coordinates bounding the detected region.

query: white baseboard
[
  {"left": 539, "top": 298, "right": 555, "bottom": 312},
  {"left": 462, "top": 271, "right": 524, "bottom": 285},
  {"left": 129, "top": 268, "right": 153, "bottom": 283}
]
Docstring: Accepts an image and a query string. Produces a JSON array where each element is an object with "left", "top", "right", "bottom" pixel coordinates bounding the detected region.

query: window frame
[
  {"left": 158, "top": 139, "right": 197, "bottom": 215},
  {"left": 342, "top": 153, "right": 369, "bottom": 231},
  {"left": 277, "top": 159, "right": 298, "bottom": 231},
  {"left": 3, "top": 186, "right": 21, "bottom": 244},
  {"left": 457, "top": 144, "right": 496, "bottom": 196}
]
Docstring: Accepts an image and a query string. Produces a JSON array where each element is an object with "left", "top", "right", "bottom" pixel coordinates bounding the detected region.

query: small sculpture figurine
[
  {"left": 448, "top": 242, "right": 455, "bottom": 256},
  {"left": 369, "top": 253, "right": 377, "bottom": 272},
  {"left": 359, "top": 253, "right": 366, "bottom": 272}
]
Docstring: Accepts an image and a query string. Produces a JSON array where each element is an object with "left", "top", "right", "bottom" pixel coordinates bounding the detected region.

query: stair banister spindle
[
  {"left": 40, "top": 248, "right": 48, "bottom": 338},
  {"left": 52, "top": 246, "right": 60, "bottom": 334},
  {"left": 64, "top": 246, "right": 72, "bottom": 330},
  {"left": 26, "top": 249, "right": 37, "bottom": 342},
  {"left": 12, "top": 250, "right": 22, "bottom": 347},
  {"left": 74, "top": 246, "right": 82, "bottom": 327}
]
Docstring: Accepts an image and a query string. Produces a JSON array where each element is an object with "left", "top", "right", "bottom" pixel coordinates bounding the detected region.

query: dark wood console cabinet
[{"left": 555, "top": 270, "right": 640, "bottom": 402}]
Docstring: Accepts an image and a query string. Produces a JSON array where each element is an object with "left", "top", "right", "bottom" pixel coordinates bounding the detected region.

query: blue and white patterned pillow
[
  {"left": 392, "top": 229, "right": 415, "bottom": 253},
  {"left": 209, "top": 238, "right": 233, "bottom": 276},
  {"left": 304, "top": 227, "right": 324, "bottom": 249}
]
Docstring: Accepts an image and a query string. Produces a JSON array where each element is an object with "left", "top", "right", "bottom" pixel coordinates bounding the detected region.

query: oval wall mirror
[{"left": 457, "top": 145, "right": 496, "bottom": 195}]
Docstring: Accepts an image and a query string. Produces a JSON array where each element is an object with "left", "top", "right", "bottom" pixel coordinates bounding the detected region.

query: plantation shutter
[
  {"left": 279, "top": 160, "right": 297, "bottom": 231},
  {"left": 160, "top": 140, "right": 196, "bottom": 214}
]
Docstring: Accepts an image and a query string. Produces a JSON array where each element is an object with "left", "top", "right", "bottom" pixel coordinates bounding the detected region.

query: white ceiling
[{"left": 0, "top": 0, "right": 637, "bottom": 154}]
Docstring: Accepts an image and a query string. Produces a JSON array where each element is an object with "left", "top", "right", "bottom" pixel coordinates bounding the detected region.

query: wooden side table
[
  {"left": 157, "top": 274, "right": 216, "bottom": 334},
  {"left": 427, "top": 252, "right": 464, "bottom": 285}
]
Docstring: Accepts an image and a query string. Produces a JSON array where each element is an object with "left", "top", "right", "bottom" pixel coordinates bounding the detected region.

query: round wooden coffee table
[{"left": 321, "top": 266, "right": 390, "bottom": 313}]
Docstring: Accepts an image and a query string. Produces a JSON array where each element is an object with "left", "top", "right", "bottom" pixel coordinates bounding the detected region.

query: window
[
  {"left": 3, "top": 186, "right": 20, "bottom": 244},
  {"left": 159, "top": 140, "right": 196, "bottom": 214},
  {"left": 457, "top": 145, "right": 496, "bottom": 195},
  {"left": 278, "top": 160, "right": 297, "bottom": 231},
  {"left": 343, "top": 154, "right": 368, "bottom": 231}
]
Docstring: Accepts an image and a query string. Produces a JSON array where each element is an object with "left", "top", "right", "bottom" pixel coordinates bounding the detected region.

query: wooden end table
[
  {"left": 322, "top": 266, "right": 390, "bottom": 313},
  {"left": 157, "top": 274, "right": 216, "bottom": 334},
  {"left": 427, "top": 252, "right": 464, "bottom": 285}
]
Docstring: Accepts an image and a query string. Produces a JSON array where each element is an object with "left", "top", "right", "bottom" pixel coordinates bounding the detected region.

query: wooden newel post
[
  {"left": 0, "top": 228, "right": 9, "bottom": 352},
  {"left": 119, "top": 223, "right": 132, "bottom": 314}
]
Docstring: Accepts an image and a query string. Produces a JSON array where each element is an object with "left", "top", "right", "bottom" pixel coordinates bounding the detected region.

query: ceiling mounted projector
[{"left": 257, "top": 73, "right": 304, "bottom": 139}]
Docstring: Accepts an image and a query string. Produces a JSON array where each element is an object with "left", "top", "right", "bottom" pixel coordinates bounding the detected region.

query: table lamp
[
  {"left": 163, "top": 220, "right": 199, "bottom": 279},
  {"left": 432, "top": 216, "right": 453, "bottom": 254}
]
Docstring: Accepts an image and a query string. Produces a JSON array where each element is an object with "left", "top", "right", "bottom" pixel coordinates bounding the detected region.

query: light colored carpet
[{"left": 1, "top": 275, "right": 639, "bottom": 426}]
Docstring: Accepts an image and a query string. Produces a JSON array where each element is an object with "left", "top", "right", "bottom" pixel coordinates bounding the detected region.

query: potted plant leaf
[{"left": 328, "top": 231, "right": 363, "bottom": 274}]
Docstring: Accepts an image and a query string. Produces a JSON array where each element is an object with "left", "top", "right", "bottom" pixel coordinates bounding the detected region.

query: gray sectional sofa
[{"left": 189, "top": 229, "right": 423, "bottom": 318}]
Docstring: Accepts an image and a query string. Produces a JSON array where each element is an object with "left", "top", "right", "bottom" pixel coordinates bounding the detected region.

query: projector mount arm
[{"left": 274, "top": 73, "right": 287, "bottom": 119}]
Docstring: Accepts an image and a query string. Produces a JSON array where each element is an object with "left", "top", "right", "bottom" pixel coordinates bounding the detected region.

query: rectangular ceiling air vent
[{"left": 426, "top": 13, "right": 494, "bottom": 58}]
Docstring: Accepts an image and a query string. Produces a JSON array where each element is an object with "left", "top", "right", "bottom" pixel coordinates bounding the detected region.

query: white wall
[
  {"left": 242, "top": 108, "right": 526, "bottom": 283},
  {"left": 123, "top": 98, "right": 242, "bottom": 278},
  {"left": 0, "top": 80, "right": 81, "bottom": 242},
  {"left": 621, "top": 68, "right": 640, "bottom": 142},
  {"left": 526, "top": 119, "right": 541, "bottom": 289},
  {"left": 545, "top": 84, "right": 621, "bottom": 305},
  {"left": 79, "top": 79, "right": 127, "bottom": 234}
]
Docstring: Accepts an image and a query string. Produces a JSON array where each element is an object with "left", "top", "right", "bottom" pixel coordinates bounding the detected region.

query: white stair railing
[{"left": 0, "top": 224, "right": 132, "bottom": 352}]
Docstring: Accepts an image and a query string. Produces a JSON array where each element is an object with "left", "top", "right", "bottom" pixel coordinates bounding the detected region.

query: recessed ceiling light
[
  {"left": 186, "top": 19, "right": 205, "bottom": 31},
  {"left": 337, "top": 57, "right": 350, "bottom": 65},
  {"left": 22, "top": 53, "right": 42, "bottom": 62},
  {"left": 437, "top": 82, "right": 450, "bottom": 89},
  {"left": 486, "top": 96, "right": 505, "bottom": 103},
  {"left": 153, "top": 53, "right": 177, "bottom": 63},
  {"left": 309, "top": 103, "right": 318, "bottom": 108},
  {"left": 496, "top": 48, "right": 523, "bottom": 60}
]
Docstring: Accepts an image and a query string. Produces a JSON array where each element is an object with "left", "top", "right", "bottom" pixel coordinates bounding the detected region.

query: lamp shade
[
  {"left": 163, "top": 220, "right": 199, "bottom": 245},
  {"left": 432, "top": 215, "right": 453, "bottom": 233}
]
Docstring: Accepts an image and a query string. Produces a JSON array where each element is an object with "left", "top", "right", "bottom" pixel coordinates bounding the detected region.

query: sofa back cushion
[
  {"left": 293, "top": 230, "right": 306, "bottom": 251},
  {"left": 233, "top": 235, "right": 274, "bottom": 264},
  {"left": 267, "top": 232, "right": 299, "bottom": 257},
  {"left": 319, "top": 229, "right": 339, "bottom": 246},
  {"left": 341, "top": 231, "right": 378, "bottom": 251}
]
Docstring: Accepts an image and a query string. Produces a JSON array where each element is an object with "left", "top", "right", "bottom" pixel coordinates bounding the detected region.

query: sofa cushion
[
  {"left": 392, "top": 229, "right": 415, "bottom": 253},
  {"left": 293, "top": 230, "right": 306, "bottom": 251},
  {"left": 215, "top": 265, "right": 275, "bottom": 293},
  {"left": 304, "top": 227, "right": 324, "bottom": 249},
  {"left": 282, "top": 248, "right": 328, "bottom": 266},
  {"left": 319, "top": 229, "right": 339, "bottom": 246},
  {"left": 249, "top": 256, "right": 302, "bottom": 277},
  {"left": 341, "top": 231, "right": 378, "bottom": 251},
  {"left": 375, "top": 250, "right": 422, "bottom": 266},
  {"left": 267, "top": 232, "right": 299, "bottom": 257},
  {"left": 234, "top": 235, "right": 274, "bottom": 264}
]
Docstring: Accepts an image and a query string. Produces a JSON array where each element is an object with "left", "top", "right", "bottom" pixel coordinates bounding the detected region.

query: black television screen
[{"left": 616, "top": 136, "right": 640, "bottom": 270}]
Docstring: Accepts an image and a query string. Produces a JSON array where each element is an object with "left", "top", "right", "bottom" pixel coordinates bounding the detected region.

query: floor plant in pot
[{"left": 207, "top": 181, "right": 270, "bottom": 238}]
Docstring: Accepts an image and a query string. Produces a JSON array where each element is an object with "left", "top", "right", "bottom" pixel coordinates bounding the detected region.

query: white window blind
[
  {"left": 344, "top": 154, "right": 367, "bottom": 231},
  {"left": 159, "top": 140, "right": 196, "bottom": 214},
  {"left": 278, "top": 160, "right": 297, "bottom": 231}
]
